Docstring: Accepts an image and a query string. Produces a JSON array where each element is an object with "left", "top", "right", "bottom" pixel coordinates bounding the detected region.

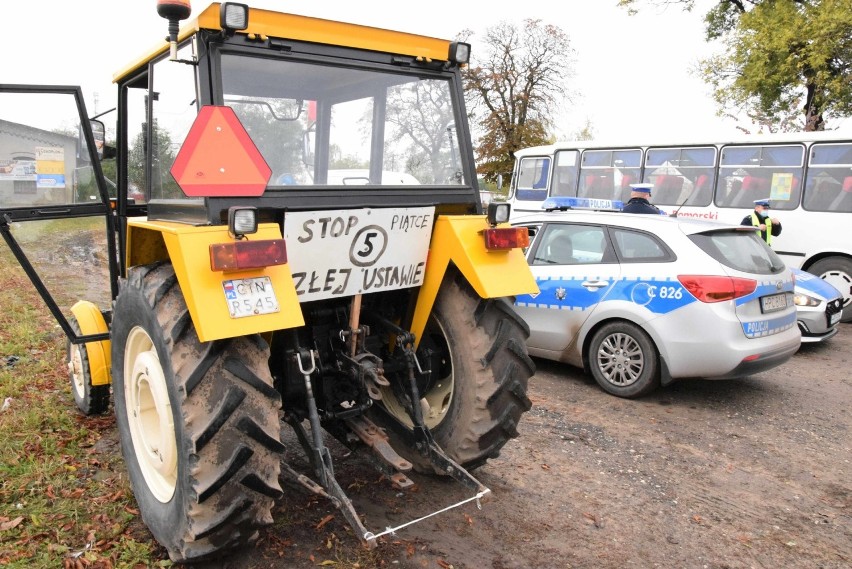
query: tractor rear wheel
[
  {"left": 376, "top": 272, "right": 535, "bottom": 472},
  {"left": 111, "top": 263, "right": 284, "bottom": 562}
]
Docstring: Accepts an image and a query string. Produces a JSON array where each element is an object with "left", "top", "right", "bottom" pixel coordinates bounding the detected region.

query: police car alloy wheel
[{"left": 587, "top": 322, "right": 660, "bottom": 398}]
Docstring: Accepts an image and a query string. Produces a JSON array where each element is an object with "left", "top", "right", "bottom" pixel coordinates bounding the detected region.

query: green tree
[
  {"left": 128, "top": 123, "right": 182, "bottom": 199},
  {"left": 619, "top": 0, "right": 852, "bottom": 132},
  {"left": 460, "top": 19, "right": 574, "bottom": 182}
]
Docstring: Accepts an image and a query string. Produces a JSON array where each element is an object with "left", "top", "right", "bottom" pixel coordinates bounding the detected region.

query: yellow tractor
[{"left": 0, "top": 1, "right": 537, "bottom": 562}]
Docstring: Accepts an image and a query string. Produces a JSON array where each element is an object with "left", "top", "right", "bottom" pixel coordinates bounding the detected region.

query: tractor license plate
[
  {"left": 760, "top": 292, "right": 787, "bottom": 314},
  {"left": 223, "top": 277, "right": 279, "bottom": 318}
]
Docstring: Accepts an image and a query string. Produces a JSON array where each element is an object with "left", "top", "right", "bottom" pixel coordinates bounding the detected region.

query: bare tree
[{"left": 461, "top": 19, "right": 575, "bottom": 182}]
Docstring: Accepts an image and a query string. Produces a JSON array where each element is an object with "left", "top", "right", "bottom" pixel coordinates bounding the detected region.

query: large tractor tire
[
  {"left": 111, "top": 263, "right": 284, "bottom": 562},
  {"left": 376, "top": 272, "right": 535, "bottom": 472}
]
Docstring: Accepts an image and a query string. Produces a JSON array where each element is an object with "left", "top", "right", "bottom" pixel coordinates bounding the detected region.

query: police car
[
  {"left": 512, "top": 197, "right": 802, "bottom": 398},
  {"left": 791, "top": 268, "right": 843, "bottom": 343}
]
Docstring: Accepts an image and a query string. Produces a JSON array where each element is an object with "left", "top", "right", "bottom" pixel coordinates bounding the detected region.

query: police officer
[
  {"left": 741, "top": 198, "right": 782, "bottom": 245},
  {"left": 622, "top": 183, "right": 662, "bottom": 214}
]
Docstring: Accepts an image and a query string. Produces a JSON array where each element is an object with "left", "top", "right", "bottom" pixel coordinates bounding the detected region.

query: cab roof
[{"left": 114, "top": 2, "right": 453, "bottom": 83}]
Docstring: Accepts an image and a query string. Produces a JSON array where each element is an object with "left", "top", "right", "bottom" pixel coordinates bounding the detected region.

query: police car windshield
[{"left": 689, "top": 230, "right": 785, "bottom": 275}]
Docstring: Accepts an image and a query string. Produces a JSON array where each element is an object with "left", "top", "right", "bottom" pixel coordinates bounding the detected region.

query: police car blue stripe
[
  {"left": 741, "top": 311, "right": 797, "bottom": 338},
  {"left": 516, "top": 276, "right": 697, "bottom": 314}
]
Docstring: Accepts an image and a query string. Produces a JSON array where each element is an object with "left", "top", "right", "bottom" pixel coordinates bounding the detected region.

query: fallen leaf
[
  {"left": 316, "top": 514, "right": 334, "bottom": 530},
  {"left": 464, "top": 513, "right": 473, "bottom": 526},
  {"left": 0, "top": 516, "right": 24, "bottom": 531},
  {"left": 437, "top": 560, "right": 452, "bottom": 569},
  {"left": 541, "top": 464, "right": 550, "bottom": 471}
]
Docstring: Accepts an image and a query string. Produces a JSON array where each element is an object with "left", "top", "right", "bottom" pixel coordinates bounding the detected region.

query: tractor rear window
[{"left": 220, "top": 54, "right": 466, "bottom": 188}]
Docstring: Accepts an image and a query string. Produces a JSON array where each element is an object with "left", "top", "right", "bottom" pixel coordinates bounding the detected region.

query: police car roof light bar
[{"left": 542, "top": 196, "right": 624, "bottom": 212}]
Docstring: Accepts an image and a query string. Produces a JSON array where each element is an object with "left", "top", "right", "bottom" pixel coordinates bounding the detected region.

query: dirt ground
[{"left": 175, "top": 323, "right": 851, "bottom": 569}]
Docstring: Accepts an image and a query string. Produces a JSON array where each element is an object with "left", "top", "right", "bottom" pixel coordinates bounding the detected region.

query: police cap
[{"left": 630, "top": 183, "right": 653, "bottom": 194}]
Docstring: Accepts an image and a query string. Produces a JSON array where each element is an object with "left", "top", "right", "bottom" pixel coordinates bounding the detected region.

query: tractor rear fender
[
  {"left": 126, "top": 220, "right": 304, "bottom": 343},
  {"left": 70, "top": 300, "right": 111, "bottom": 386},
  {"left": 409, "top": 215, "right": 538, "bottom": 346}
]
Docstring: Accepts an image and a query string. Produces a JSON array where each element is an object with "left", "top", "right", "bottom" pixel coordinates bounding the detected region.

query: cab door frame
[{"left": 0, "top": 84, "right": 119, "bottom": 344}]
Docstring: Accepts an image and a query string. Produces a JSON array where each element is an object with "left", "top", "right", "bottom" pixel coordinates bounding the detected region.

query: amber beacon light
[{"left": 157, "top": 0, "right": 192, "bottom": 60}]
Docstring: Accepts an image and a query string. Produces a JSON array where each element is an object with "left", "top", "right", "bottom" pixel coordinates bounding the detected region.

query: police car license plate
[
  {"left": 760, "top": 293, "right": 787, "bottom": 314},
  {"left": 223, "top": 277, "right": 279, "bottom": 318},
  {"left": 829, "top": 311, "right": 841, "bottom": 326}
]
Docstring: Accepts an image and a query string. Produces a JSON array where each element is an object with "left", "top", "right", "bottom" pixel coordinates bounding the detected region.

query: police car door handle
[{"left": 581, "top": 280, "right": 609, "bottom": 290}]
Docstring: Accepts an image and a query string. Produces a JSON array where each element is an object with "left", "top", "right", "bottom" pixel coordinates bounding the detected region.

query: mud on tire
[
  {"left": 111, "top": 263, "right": 284, "bottom": 562},
  {"left": 377, "top": 271, "right": 535, "bottom": 472}
]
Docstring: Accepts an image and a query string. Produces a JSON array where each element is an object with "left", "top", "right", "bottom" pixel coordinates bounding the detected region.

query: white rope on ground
[{"left": 363, "top": 488, "right": 491, "bottom": 542}]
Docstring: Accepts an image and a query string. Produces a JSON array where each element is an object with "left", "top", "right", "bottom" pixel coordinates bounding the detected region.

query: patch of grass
[{"left": 0, "top": 252, "right": 165, "bottom": 568}]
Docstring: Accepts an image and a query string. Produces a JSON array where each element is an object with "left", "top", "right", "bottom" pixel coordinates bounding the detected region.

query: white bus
[{"left": 508, "top": 132, "right": 852, "bottom": 321}]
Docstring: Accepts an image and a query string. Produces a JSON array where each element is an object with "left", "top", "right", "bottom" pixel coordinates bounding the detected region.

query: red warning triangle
[{"left": 170, "top": 105, "right": 271, "bottom": 197}]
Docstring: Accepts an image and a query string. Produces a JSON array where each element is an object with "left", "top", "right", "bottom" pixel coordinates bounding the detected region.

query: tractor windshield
[{"left": 219, "top": 53, "right": 465, "bottom": 188}]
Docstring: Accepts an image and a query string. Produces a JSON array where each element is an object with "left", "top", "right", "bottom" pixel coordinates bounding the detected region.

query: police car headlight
[{"left": 793, "top": 293, "right": 820, "bottom": 307}]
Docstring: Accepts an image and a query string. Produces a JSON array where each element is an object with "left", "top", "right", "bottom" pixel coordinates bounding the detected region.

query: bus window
[
  {"left": 803, "top": 143, "right": 852, "bottom": 213},
  {"left": 552, "top": 150, "right": 578, "bottom": 197},
  {"left": 578, "top": 148, "right": 641, "bottom": 202},
  {"left": 515, "top": 156, "right": 550, "bottom": 201},
  {"left": 644, "top": 146, "right": 715, "bottom": 207},
  {"left": 716, "top": 144, "right": 804, "bottom": 210}
]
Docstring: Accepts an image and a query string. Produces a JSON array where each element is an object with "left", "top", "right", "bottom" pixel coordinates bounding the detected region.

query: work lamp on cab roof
[
  {"left": 220, "top": 2, "right": 249, "bottom": 31},
  {"left": 448, "top": 42, "right": 471, "bottom": 65}
]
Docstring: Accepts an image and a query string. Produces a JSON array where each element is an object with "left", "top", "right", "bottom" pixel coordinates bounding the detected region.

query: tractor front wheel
[{"left": 67, "top": 317, "right": 110, "bottom": 416}]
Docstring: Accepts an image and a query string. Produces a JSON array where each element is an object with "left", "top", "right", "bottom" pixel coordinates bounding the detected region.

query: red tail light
[
  {"left": 210, "top": 239, "right": 287, "bottom": 271},
  {"left": 677, "top": 275, "right": 757, "bottom": 303},
  {"left": 484, "top": 227, "right": 530, "bottom": 251}
]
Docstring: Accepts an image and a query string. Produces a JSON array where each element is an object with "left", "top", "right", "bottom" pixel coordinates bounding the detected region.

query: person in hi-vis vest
[{"left": 741, "top": 198, "right": 782, "bottom": 245}]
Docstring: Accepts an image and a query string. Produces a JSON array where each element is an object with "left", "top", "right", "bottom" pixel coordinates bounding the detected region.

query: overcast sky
[{"left": 5, "top": 0, "right": 851, "bottom": 141}]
